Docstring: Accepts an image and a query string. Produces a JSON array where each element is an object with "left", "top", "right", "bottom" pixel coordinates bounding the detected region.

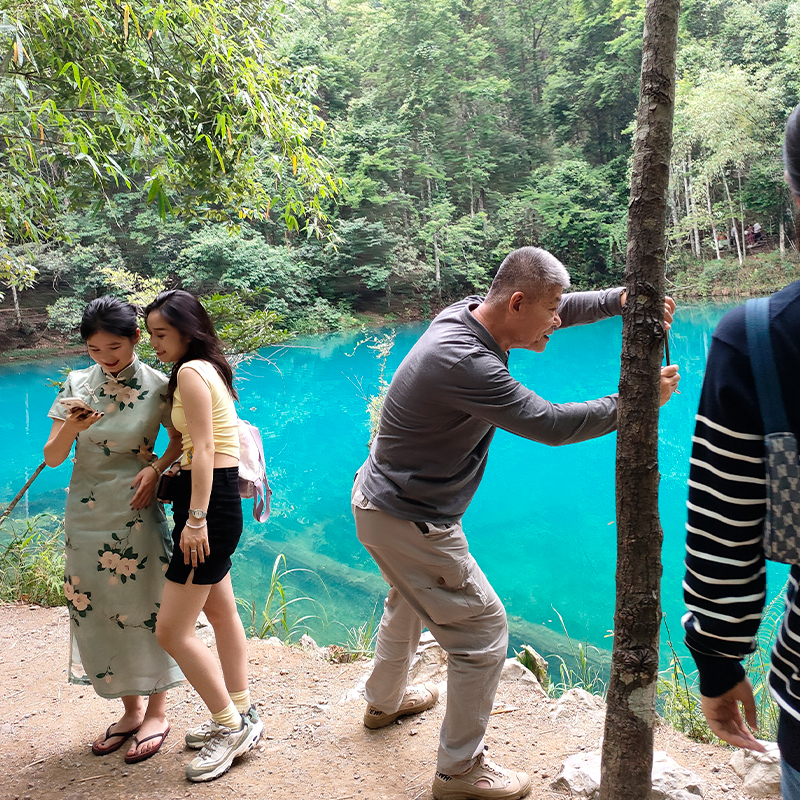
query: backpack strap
[{"left": 745, "top": 296, "right": 790, "bottom": 433}]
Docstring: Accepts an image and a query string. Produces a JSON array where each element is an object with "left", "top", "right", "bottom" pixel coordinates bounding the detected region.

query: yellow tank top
[{"left": 172, "top": 360, "right": 239, "bottom": 467}]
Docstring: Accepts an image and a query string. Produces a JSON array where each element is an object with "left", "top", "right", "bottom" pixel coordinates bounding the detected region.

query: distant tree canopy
[{"left": 6, "top": 0, "right": 799, "bottom": 329}]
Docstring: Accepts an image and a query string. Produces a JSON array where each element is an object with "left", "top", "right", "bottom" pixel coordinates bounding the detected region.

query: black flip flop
[
  {"left": 92, "top": 724, "right": 140, "bottom": 756},
  {"left": 124, "top": 725, "right": 171, "bottom": 764}
]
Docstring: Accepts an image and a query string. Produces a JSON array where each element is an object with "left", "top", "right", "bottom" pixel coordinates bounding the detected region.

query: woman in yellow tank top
[{"left": 144, "top": 290, "right": 263, "bottom": 782}]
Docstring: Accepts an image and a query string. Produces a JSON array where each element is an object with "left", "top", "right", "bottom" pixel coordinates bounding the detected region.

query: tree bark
[
  {"left": 738, "top": 169, "right": 747, "bottom": 261},
  {"left": 721, "top": 171, "right": 743, "bottom": 265},
  {"left": 599, "top": 0, "right": 679, "bottom": 797},
  {"left": 705, "top": 176, "right": 720, "bottom": 260},
  {"left": 11, "top": 283, "right": 21, "bottom": 327},
  {"left": 0, "top": 462, "right": 46, "bottom": 527},
  {"left": 681, "top": 160, "right": 695, "bottom": 257},
  {"left": 433, "top": 231, "right": 441, "bottom": 300},
  {"left": 687, "top": 155, "right": 701, "bottom": 258}
]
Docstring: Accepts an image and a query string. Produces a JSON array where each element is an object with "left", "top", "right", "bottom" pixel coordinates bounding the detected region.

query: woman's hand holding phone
[{"left": 59, "top": 397, "right": 104, "bottom": 432}]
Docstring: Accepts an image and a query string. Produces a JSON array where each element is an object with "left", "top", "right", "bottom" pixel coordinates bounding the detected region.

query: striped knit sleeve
[{"left": 683, "top": 332, "right": 767, "bottom": 697}]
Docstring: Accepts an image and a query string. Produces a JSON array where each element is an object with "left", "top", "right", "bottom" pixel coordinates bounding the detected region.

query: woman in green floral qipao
[{"left": 44, "top": 297, "right": 184, "bottom": 764}]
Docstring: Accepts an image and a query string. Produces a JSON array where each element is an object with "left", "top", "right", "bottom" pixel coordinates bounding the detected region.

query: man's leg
[
  {"left": 425, "top": 561, "right": 507, "bottom": 775},
  {"left": 354, "top": 501, "right": 507, "bottom": 776},
  {"left": 365, "top": 585, "right": 423, "bottom": 713}
]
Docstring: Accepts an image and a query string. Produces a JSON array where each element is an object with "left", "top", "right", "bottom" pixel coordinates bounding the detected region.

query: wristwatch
[{"left": 188, "top": 508, "right": 207, "bottom": 520}]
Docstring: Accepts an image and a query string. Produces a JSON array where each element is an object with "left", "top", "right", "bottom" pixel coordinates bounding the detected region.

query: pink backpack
[{"left": 238, "top": 419, "right": 271, "bottom": 522}]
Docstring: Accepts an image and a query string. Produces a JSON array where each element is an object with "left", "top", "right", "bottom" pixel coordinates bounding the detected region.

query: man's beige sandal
[
  {"left": 363, "top": 682, "right": 439, "bottom": 729},
  {"left": 432, "top": 751, "right": 531, "bottom": 800}
]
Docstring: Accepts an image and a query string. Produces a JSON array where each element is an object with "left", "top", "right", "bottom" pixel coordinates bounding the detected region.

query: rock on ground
[
  {"left": 730, "top": 743, "right": 781, "bottom": 797},
  {"left": 552, "top": 749, "right": 706, "bottom": 800}
]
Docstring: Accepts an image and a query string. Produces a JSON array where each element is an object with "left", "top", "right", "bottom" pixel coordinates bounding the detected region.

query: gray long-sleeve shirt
[{"left": 359, "top": 289, "right": 623, "bottom": 523}]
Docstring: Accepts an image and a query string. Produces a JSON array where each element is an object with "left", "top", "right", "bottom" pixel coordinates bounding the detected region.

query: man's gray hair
[{"left": 484, "top": 246, "right": 570, "bottom": 305}]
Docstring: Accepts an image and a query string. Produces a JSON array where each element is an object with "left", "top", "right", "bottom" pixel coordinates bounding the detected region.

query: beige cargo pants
[{"left": 352, "top": 475, "right": 508, "bottom": 775}]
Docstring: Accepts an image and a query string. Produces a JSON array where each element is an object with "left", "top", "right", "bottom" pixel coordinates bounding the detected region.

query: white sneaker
[
  {"left": 185, "top": 713, "right": 261, "bottom": 782},
  {"left": 185, "top": 705, "right": 262, "bottom": 749}
]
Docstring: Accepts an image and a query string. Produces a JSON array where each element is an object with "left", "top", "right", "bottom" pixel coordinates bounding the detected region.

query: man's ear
[{"left": 508, "top": 291, "right": 525, "bottom": 314}]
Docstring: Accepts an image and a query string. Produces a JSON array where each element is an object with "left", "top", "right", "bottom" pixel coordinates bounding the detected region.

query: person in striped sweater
[{"left": 683, "top": 103, "right": 800, "bottom": 797}]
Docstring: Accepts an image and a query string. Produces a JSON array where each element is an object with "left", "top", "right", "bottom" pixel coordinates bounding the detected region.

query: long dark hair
[
  {"left": 785, "top": 103, "right": 800, "bottom": 200},
  {"left": 144, "top": 290, "right": 238, "bottom": 402},
  {"left": 80, "top": 296, "right": 139, "bottom": 341}
]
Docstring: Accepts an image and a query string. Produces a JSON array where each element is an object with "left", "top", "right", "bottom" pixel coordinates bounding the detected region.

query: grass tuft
[{"left": 0, "top": 514, "right": 66, "bottom": 606}]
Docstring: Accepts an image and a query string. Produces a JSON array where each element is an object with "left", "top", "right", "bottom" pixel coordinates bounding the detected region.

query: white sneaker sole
[
  {"left": 186, "top": 721, "right": 264, "bottom": 782},
  {"left": 186, "top": 715, "right": 263, "bottom": 750}
]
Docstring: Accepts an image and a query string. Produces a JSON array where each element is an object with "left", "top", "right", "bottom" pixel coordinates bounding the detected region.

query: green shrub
[
  {"left": 545, "top": 608, "right": 609, "bottom": 698},
  {"left": 658, "top": 610, "right": 782, "bottom": 744},
  {"left": 291, "top": 298, "right": 359, "bottom": 334},
  {"left": 46, "top": 297, "right": 86, "bottom": 335},
  {"left": 0, "top": 515, "right": 66, "bottom": 606}
]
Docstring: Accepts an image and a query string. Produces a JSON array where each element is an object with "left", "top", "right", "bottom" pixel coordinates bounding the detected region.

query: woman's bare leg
[
  {"left": 202, "top": 573, "right": 249, "bottom": 695},
  {"left": 156, "top": 579, "right": 231, "bottom": 714}
]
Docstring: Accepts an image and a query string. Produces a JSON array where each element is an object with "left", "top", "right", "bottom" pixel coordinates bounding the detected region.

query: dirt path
[{"left": 0, "top": 604, "right": 773, "bottom": 800}]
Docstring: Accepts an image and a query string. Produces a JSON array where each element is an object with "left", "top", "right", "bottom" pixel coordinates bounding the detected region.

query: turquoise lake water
[{"left": 1, "top": 301, "right": 789, "bottom": 674}]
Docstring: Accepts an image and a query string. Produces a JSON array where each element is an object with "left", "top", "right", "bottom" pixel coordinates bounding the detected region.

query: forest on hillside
[{"left": 0, "top": 0, "right": 797, "bottom": 337}]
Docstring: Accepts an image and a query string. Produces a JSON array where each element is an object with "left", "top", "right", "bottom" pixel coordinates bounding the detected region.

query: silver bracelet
[{"left": 185, "top": 521, "right": 207, "bottom": 530}]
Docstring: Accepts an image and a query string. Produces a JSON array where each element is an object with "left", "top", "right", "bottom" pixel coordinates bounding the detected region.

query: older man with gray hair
[{"left": 352, "top": 246, "right": 680, "bottom": 800}]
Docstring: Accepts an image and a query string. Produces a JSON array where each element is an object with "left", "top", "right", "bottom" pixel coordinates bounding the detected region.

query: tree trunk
[
  {"left": 687, "top": 156, "right": 701, "bottom": 258},
  {"left": 681, "top": 160, "right": 695, "bottom": 257},
  {"left": 705, "top": 176, "right": 720, "bottom": 260},
  {"left": 721, "top": 171, "right": 743, "bottom": 265},
  {"left": 780, "top": 215, "right": 786, "bottom": 255},
  {"left": 398, "top": 168, "right": 409, "bottom": 233},
  {"left": 738, "top": 169, "right": 747, "bottom": 261},
  {"left": 470, "top": 173, "right": 475, "bottom": 218},
  {"left": 433, "top": 231, "right": 441, "bottom": 301},
  {"left": 11, "top": 283, "right": 21, "bottom": 327},
  {"left": 599, "top": 0, "right": 679, "bottom": 796}
]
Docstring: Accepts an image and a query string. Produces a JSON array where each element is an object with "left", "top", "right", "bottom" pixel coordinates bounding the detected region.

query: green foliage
[
  {"left": 200, "top": 292, "right": 290, "bottom": 364},
  {"left": 18, "top": 0, "right": 800, "bottom": 319},
  {"left": 348, "top": 329, "right": 396, "bottom": 445},
  {"left": 658, "top": 608, "right": 782, "bottom": 744},
  {"left": 0, "top": 515, "right": 66, "bottom": 606},
  {"left": 46, "top": 296, "right": 85, "bottom": 335},
  {"left": 331, "top": 603, "right": 380, "bottom": 661},
  {"left": 289, "top": 298, "right": 358, "bottom": 334},
  {"left": 238, "top": 554, "right": 326, "bottom": 641},
  {"left": 0, "top": 0, "right": 337, "bottom": 246},
  {"left": 546, "top": 608, "right": 609, "bottom": 697},
  {"left": 657, "top": 620, "right": 715, "bottom": 743},
  {"left": 669, "top": 249, "right": 800, "bottom": 298}
]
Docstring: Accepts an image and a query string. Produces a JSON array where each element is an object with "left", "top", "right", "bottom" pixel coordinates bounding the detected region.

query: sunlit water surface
[{"left": 2, "top": 301, "right": 788, "bottom": 675}]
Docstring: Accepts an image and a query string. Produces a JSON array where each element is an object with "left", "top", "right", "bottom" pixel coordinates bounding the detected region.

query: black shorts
[{"left": 166, "top": 467, "right": 243, "bottom": 586}]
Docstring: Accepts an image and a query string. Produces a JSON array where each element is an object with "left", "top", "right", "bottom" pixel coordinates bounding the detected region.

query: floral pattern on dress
[
  {"left": 98, "top": 376, "right": 149, "bottom": 412},
  {"left": 93, "top": 439, "right": 114, "bottom": 457},
  {"left": 64, "top": 575, "right": 92, "bottom": 624},
  {"left": 80, "top": 492, "right": 97, "bottom": 509},
  {"left": 97, "top": 525, "right": 148, "bottom": 585},
  {"left": 96, "top": 665, "right": 114, "bottom": 684},
  {"left": 109, "top": 608, "right": 160, "bottom": 633},
  {"left": 131, "top": 437, "right": 155, "bottom": 462}
]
